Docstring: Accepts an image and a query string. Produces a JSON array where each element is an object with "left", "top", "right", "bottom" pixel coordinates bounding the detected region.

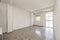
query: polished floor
[
  {"left": 0, "top": 35, "right": 2, "bottom": 40},
  {"left": 3, "top": 26, "right": 54, "bottom": 40}
]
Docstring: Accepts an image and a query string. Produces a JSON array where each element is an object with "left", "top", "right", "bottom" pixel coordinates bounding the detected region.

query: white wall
[
  {"left": 8, "top": 5, "right": 31, "bottom": 32},
  {"left": 33, "top": 13, "right": 45, "bottom": 26},
  {"left": 0, "top": 2, "right": 31, "bottom": 33},
  {"left": 54, "top": 0, "right": 60, "bottom": 40},
  {"left": 30, "top": 13, "right": 34, "bottom": 25},
  {"left": 8, "top": 5, "right": 13, "bottom": 32},
  {"left": 0, "top": 3, "right": 8, "bottom": 33},
  {"left": 0, "top": 27, "right": 2, "bottom": 34},
  {"left": 13, "top": 6, "right": 31, "bottom": 30},
  {"left": 0, "top": 3, "right": 2, "bottom": 27},
  {"left": 0, "top": 2, "right": 2, "bottom": 34}
]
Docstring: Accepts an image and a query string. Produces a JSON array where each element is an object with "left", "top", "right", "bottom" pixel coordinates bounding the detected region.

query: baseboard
[
  {"left": 3, "top": 25, "right": 44, "bottom": 33},
  {"left": 8, "top": 25, "right": 32, "bottom": 33},
  {"left": 3, "top": 32, "right": 7, "bottom": 34},
  {"left": 33, "top": 25, "right": 44, "bottom": 27}
]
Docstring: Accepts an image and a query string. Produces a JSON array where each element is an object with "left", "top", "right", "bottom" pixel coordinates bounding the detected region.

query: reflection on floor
[{"left": 3, "top": 26, "right": 54, "bottom": 40}]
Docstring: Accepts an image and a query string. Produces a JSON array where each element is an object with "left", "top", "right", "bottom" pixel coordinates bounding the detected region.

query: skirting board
[
  {"left": 33, "top": 25, "right": 44, "bottom": 27},
  {"left": 3, "top": 25, "right": 44, "bottom": 33},
  {"left": 3, "top": 26, "right": 32, "bottom": 33}
]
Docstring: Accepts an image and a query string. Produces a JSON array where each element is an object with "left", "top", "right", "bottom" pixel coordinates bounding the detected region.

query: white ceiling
[{"left": 1, "top": 0, "right": 54, "bottom": 12}]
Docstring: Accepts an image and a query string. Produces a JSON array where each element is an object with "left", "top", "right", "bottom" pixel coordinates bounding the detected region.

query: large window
[
  {"left": 35, "top": 15, "right": 40, "bottom": 21},
  {"left": 46, "top": 12, "right": 53, "bottom": 27}
]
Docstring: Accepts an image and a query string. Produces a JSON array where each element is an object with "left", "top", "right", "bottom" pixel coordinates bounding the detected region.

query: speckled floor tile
[{"left": 3, "top": 26, "right": 54, "bottom": 40}]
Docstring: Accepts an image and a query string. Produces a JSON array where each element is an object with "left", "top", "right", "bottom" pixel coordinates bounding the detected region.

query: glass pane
[
  {"left": 46, "top": 21, "right": 53, "bottom": 27},
  {"left": 46, "top": 16, "right": 53, "bottom": 20},
  {"left": 35, "top": 16, "right": 40, "bottom": 21},
  {"left": 46, "top": 12, "right": 53, "bottom": 17}
]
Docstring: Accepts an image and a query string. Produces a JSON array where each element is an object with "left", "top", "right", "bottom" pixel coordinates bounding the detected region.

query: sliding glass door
[{"left": 46, "top": 12, "right": 53, "bottom": 28}]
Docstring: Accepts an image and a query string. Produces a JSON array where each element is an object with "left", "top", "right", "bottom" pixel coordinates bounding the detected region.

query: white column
[{"left": 54, "top": 0, "right": 60, "bottom": 40}]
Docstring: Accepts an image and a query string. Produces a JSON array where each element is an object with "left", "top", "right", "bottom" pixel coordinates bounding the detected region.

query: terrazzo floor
[
  {"left": 0, "top": 35, "right": 2, "bottom": 40},
  {"left": 3, "top": 26, "right": 54, "bottom": 40}
]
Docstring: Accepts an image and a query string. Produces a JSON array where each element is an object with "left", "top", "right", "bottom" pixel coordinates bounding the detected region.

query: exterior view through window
[
  {"left": 46, "top": 12, "right": 53, "bottom": 27},
  {"left": 35, "top": 15, "right": 40, "bottom": 21}
]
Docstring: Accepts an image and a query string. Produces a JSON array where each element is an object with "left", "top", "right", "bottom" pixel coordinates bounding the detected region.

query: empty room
[{"left": 0, "top": 0, "right": 60, "bottom": 40}]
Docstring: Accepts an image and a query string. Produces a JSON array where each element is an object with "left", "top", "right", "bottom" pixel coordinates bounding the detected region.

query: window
[
  {"left": 46, "top": 21, "right": 53, "bottom": 27},
  {"left": 35, "top": 16, "right": 40, "bottom": 21},
  {"left": 46, "top": 12, "right": 53, "bottom": 27}
]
